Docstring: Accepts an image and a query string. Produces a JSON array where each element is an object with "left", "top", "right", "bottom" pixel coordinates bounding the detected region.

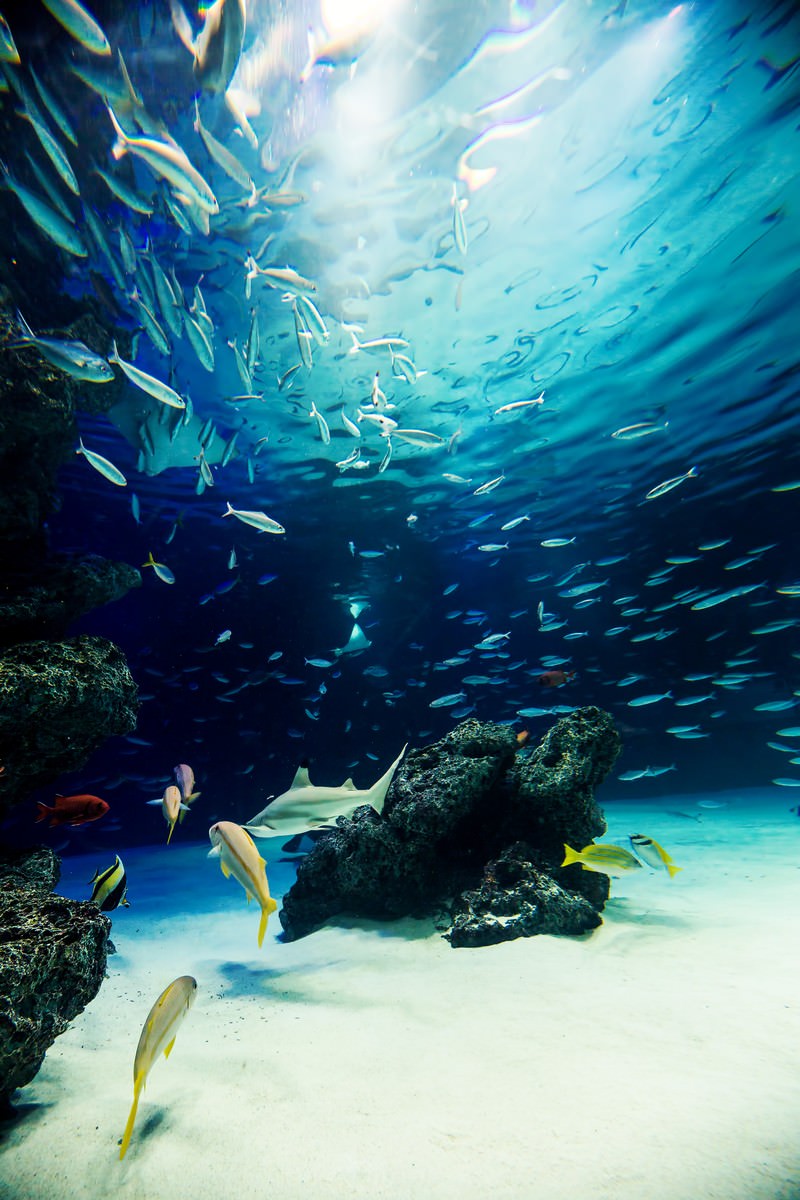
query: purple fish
[{"left": 173, "top": 763, "right": 196, "bottom": 802}]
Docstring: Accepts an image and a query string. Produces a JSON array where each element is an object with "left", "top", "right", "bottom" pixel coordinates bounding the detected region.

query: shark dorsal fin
[
  {"left": 340, "top": 778, "right": 357, "bottom": 791},
  {"left": 290, "top": 764, "right": 312, "bottom": 789}
]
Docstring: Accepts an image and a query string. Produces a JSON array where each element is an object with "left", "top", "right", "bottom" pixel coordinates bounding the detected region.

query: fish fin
[
  {"left": 15, "top": 309, "right": 35, "bottom": 340},
  {"left": 166, "top": 821, "right": 175, "bottom": 845},
  {"left": 106, "top": 105, "right": 128, "bottom": 160},
  {"left": 257, "top": 902, "right": 275, "bottom": 949},
  {"left": 290, "top": 764, "right": 311, "bottom": 789},
  {"left": 35, "top": 802, "right": 50, "bottom": 823},
  {"left": 340, "top": 778, "right": 357, "bottom": 791},
  {"left": 145, "top": 798, "right": 163, "bottom": 805},
  {"left": 666, "top": 863, "right": 682, "bottom": 879},
  {"left": 119, "top": 1074, "right": 144, "bottom": 1160},
  {"left": 220, "top": 859, "right": 231, "bottom": 878},
  {"left": 560, "top": 843, "right": 581, "bottom": 868},
  {"left": 163, "top": 1035, "right": 177, "bottom": 1059},
  {"left": 121, "top": 897, "right": 131, "bottom": 907}
]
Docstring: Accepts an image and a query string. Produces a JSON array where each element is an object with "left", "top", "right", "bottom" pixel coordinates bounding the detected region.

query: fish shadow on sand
[
  {"left": 0, "top": 1098, "right": 55, "bottom": 1141},
  {"left": 604, "top": 898, "right": 694, "bottom": 931}
]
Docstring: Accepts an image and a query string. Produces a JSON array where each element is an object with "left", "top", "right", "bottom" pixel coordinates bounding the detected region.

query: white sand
[{"left": 2, "top": 794, "right": 800, "bottom": 1200}]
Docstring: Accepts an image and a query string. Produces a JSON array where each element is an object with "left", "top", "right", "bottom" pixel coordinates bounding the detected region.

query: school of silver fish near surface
[{"left": 2, "top": 1, "right": 798, "bottom": 802}]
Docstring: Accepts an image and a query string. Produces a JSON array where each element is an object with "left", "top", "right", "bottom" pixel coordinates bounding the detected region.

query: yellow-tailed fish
[
  {"left": 629, "top": 834, "right": 682, "bottom": 878},
  {"left": 560, "top": 842, "right": 643, "bottom": 877},
  {"left": 146, "top": 784, "right": 188, "bottom": 844},
  {"left": 119, "top": 975, "right": 197, "bottom": 1160},
  {"left": 208, "top": 820, "right": 277, "bottom": 948},
  {"left": 142, "top": 551, "right": 175, "bottom": 584}
]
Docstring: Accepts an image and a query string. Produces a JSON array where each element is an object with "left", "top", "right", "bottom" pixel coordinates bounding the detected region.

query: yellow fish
[
  {"left": 561, "top": 842, "right": 643, "bottom": 877},
  {"left": 120, "top": 975, "right": 197, "bottom": 1160},
  {"left": 208, "top": 820, "right": 277, "bottom": 948},
  {"left": 629, "top": 834, "right": 682, "bottom": 878}
]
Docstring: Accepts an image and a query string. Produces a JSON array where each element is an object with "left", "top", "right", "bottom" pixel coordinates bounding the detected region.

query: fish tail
[
  {"left": 560, "top": 843, "right": 581, "bottom": 868},
  {"left": 166, "top": 820, "right": 175, "bottom": 845},
  {"left": 257, "top": 905, "right": 269, "bottom": 949},
  {"left": 35, "top": 801, "right": 50, "bottom": 823},
  {"left": 222, "top": 502, "right": 234, "bottom": 518},
  {"left": 15, "top": 309, "right": 34, "bottom": 340},
  {"left": 106, "top": 105, "right": 128, "bottom": 160},
  {"left": 142, "top": 551, "right": 155, "bottom": 568},
  {"left": 666, "top": 863, "right": 682, "bottom": 879},
  {"left": 119, "top": 1077, "right": 143, "bottom": 1160}
]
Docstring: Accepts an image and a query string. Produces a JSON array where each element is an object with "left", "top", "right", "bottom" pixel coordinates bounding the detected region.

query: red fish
[
  {"left": 35, "top": 793, "right": 109, "bottom": 827},
  {"left": 537, "top": 670, "right": 576, "bottom": 688}
]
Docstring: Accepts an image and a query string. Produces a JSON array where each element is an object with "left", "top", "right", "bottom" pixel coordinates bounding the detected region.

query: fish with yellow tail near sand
[
  {"left": 146, "top": 784, "right": 189, "bottom": 844},
  {"left": 208, "top": 821, "right": 277, "bottom": 948},
  {"left": 561, "top": 842, "right": 643, "bottom": 877},
  {"left": 120, "top": 975, "right": 197, "bottom": 1160},
  {"left": 629, "top": 834, "right": 682, "bottom": 878}
]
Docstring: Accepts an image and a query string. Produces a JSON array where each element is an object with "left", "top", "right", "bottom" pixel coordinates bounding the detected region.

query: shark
[{"left": 244, "top": 744, "right": 407, "bottom": 839}]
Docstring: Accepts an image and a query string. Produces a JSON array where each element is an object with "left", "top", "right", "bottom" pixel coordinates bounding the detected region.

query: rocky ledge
[
  {"left": 279, "top": 709, "right": 621, "bottom": 947},
  {"left": 0, "top": 635, "right": 138, "bottom": 821},
  {"left": 0, "top": 846, "right": 110, "bottom": 1116}
]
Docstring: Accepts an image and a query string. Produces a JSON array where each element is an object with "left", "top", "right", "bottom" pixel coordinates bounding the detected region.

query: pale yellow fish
[
  {"left": 120, "top": 975, "right": 197, "bottom": 1160},
  {"left": 561, "top": 842, "right": 643, "bottom": 877},
  {"left": 208, "top": 820, "right": 277, "bottom": 948}
]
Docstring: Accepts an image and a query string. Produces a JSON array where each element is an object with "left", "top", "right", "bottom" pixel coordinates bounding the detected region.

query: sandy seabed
[{"left": 2, "top": 792, "right": 799, "bottom": 1200}]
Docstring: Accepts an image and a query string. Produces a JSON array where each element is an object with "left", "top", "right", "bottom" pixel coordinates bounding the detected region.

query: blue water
[{"left": 3, "top": 0, "right": 800, "bottom": 858}]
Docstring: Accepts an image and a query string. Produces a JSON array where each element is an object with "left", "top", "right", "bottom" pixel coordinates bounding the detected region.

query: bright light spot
[{"left": 321, "top": 0, "right": 380, "bottom": 39}]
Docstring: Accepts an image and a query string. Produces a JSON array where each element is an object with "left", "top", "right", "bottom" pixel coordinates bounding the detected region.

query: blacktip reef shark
[{"left": 245, "top": 744, "right": 407, "bottom": 839}]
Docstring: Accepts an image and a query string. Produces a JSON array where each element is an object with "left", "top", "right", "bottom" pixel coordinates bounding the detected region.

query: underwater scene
[{"left": 1, "top": 0, "right": 799, "bottom": 1196}]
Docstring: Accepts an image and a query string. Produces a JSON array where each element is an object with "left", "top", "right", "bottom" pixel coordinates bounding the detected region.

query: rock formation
[
  {"left": 0, "top": 847, "right": 110, "bottom": 1115},
  {"left": 279, "top": 709, "right": 621, "bottom": 947},
  {"left": 0, "top": 636, "right": 138, "bottom": 821}
]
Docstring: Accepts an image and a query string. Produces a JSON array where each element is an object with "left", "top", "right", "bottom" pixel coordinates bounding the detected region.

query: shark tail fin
[{"left": 364, "top": 744, "right": 407, "bottom": 816}]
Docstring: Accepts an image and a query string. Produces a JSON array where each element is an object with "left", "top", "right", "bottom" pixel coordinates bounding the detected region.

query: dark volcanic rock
[
  {"left": 0, "top": 846, "right": 110, "bottom": 1111},
  {"left": 446, "top": 842, "right": 607, "bottom": 948},
  {"left": 0, "top": 554, "right": 141, "bottom": 648},
  {"left": 279, "top": 710, "right": 621, "bottom": 947},
  {"left": 0, "top": 636, "right": 138, "bottom": 820}
]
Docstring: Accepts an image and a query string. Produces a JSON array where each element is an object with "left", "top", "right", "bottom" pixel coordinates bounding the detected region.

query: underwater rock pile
[
  {"left": 0, "top": 636, "right": 138, "bottom": 822},
  {"left": 0, "top": 846, "right": 110, "bottom": 1116},
  {"left": 279, "top": 710, "right": 620, "bottom": 947}
]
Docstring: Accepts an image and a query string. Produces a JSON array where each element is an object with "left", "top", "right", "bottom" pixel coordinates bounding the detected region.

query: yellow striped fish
[{"left": 208, "top": 820, "right": 277, "bottom": 948}]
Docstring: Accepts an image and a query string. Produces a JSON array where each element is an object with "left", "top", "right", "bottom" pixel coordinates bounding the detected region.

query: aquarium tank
[{"left": 0, "top": 1, "right": 799, "bottom": 1197}]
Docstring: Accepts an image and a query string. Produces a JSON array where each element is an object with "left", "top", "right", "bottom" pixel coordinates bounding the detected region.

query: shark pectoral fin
[{"left": 163, "top": 1036, "right": 177, "bottom": 1059}]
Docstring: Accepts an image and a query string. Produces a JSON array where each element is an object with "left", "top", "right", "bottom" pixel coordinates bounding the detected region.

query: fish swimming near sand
[
  {"left": 245, "top": 745, "right": 407, "bottom": 839},
  {"left": 561, "top": 842, "right": 643, "bottom": 877},
  {"left": 629, "top": 834, "right": 682, "bottom": 878},
  {"left": 208, "top": 820, "right": 277, "bottom": 947},
  {"left": 120, "top": 975, "right": 197, "bottom": 1160}
]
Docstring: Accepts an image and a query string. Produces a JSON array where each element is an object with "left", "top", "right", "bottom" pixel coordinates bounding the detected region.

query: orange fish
[
  {"left": 537, "top": 669, "right": 576, "bottom": 688},
  {"left": 35, "top": 793, "right": 109, "bottom": 827},
  {"left": 516, "top": 730, "right": 530, "bottom": 746}
]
